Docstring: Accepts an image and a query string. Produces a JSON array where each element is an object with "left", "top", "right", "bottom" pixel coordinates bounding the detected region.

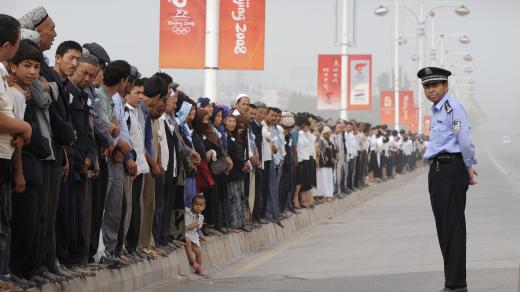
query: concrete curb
[{"left": 31, "top": 168, "right": 426, "bottom": 292}]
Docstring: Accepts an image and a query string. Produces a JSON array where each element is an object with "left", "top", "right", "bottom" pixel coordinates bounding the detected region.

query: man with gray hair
[{"left": 54, "top": 53, "right": 100, "bottom": 276}]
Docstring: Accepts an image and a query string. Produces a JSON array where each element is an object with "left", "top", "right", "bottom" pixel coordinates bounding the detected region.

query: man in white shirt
[
  {"left": 261, "top": 108, "right": 283, "bottom": 227},
  {"left": 345, "top": 122, "right": 358, "bottom": 190}
]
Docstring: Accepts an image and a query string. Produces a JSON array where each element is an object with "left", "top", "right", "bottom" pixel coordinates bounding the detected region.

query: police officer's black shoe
[{"left": 440, "top": 287, "right": 468, "bottom": 292}]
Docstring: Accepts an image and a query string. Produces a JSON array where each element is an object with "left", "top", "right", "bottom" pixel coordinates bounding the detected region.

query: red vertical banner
[
  {"left": 380, "top": 91, "right": 395, "bottom": 126},
  {"left": 409, "top": 107, "right": 419, "bottom": 132},
  {"left": 399, "top": 90, "right": 414, "bottom": 127},
  {"left": 317, "top": 55, "right": 341, "bottom": 110},
  {"left": 159, "top": 0, "right": 206, "bottom": 69},
  {"left": 348, "top": 54, "right": 372, "bottom": 110},
  {"left": 219, "top": 0, "right": 266, "bottom": 70},
  {"left": 424, "top": 115, "right": 432, "bottom": 136}
]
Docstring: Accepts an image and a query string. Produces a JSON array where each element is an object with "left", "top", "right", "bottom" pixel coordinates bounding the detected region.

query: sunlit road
[{"left": 148, "top": 120, "right": 520, "bottom": 292}]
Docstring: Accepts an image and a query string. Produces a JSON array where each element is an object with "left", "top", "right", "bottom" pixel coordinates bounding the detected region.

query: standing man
[{"left": 418, "top": 67, "right": 477, "bottom": 292}]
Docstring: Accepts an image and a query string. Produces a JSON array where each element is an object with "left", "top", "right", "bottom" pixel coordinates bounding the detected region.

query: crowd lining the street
[{"left": 0, "top": 7, "right": 425, "bottom": 291}]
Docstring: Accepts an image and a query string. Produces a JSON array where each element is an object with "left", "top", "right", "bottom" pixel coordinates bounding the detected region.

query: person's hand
[
  {"left": 159, "top": 165, "right": 165, "bottom": 176},
  {"left": 468, "top": 167, "right": 478, "bottom": 185},
  {"left": 272, "top": 145, "right": 278, "bottom": 154},
  {"left": 62, "top": 157, "right": 70, "bottom": 181},
  {"left": 225, "top": 156, "right": 233, "bottom": 172},
  {"left": 5, "top": 75, "right": 16, "bottom": 87},
  {"left": 91, "top": 169, "right": 99, "bottom": 178},
  {"left": 126, "top": 159, "right": 137, "bottom": 177},
  {"left": 116, "top": 140, "right": 132, "bottom": 155},
  {"left": 251, "top": 153, "right": 261, "bottom": 167},
  {"left": 80, "top": 157, "right": 92, "bottom": 174},
  {"left": 39, "top": 77, "right": 51, "bottom": 93},
  {"left": 100, "top": 147, "right": 110, "bottom": 158},
  {"left": 205, "top": 151, "right": 213, "bottom": 162},
  {"left": 242, "top": 162, "right": 252, "bottom": 173},
  {"left": 13, "top": 173, "right": 25, "bottom": 193},
  {"left": 190, "top": 150, "right": 201, "bottom": 164},
  {"left": 11, "top": 135, "right": 25, "bottom": 148},
  {"left": 151, "top": 162, "right": 162, "bottom": 177},
  {"left": 20, "top": 121, "right": 32, "bottom": 144},
  {"left": 200, "top": 235, "right": 207, "bottom": 242}
]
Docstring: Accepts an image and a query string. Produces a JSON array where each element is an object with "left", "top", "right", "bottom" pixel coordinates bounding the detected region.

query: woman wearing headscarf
[
  {"left": 191, "top": 109, "right": 227, "bottom": 235},
  {"left": 224, "top": 114, "right": 251, "bottom": 233}
]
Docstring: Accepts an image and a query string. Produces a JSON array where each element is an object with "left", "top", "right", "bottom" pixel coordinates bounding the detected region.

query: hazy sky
[{"left": 4, "top": 0, "right": 519, "bottom": 119}]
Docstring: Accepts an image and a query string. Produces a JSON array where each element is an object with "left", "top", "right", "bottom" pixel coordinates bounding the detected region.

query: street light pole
[
  {"left": 204, "top": 0, "right": 220, "bottom": 101},
  {"left": 417, "top": 0, "right": 424, "bottom": 134},
  {"left": 340, "top": 0, "right": 349, "bottom": 120},
  {"left": 393, "top": 0, "right": 400, "bottom": 130}
]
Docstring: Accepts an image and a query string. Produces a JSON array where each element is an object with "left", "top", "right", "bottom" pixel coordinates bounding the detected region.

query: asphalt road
[{"left": 149, "top": 122, "right": 520, "bottom": 292}]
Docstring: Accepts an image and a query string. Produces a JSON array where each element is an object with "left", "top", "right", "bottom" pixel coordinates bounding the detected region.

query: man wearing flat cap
[{"left": 418, "top": 66, "right": 477, "bottom": 292}]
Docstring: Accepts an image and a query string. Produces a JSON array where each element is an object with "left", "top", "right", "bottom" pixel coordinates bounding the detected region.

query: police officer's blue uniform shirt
[{"left": 423, "top": 93, "right": 477, "bottom": 168}]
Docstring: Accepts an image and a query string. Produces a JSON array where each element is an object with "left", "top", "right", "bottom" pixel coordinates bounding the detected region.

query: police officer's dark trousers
[{"left": 428, "top": 155, "right": 468, "bottom": 289}]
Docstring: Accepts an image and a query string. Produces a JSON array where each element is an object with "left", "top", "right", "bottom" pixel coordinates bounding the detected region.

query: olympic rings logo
[{"left": 171, "top": 27, "right": 191, "bottom": 35}]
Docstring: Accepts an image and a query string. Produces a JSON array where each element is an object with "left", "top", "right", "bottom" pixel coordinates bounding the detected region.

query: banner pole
[
  {"left": 204, "top": 0, "right": 220, "bottom": 101},
  {"left": 340, "top": 0, "right": 349, "bottom": 120}
]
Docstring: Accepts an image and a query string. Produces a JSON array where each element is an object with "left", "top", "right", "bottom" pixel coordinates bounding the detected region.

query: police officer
[{"left": 418, "top": 67, "right": 477, "bottom": 292}]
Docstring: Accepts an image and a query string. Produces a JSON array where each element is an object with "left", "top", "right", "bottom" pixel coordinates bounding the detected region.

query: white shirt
[
  {"left": 261, "top": 121, "right": 273, "bottom": 163},
  {"left": 297, "top": 130, "right": 310, "bottom": 162},
  {"left": 345, "top": 131, "right": 358, "bottom": 160},
  {"left": 0, "top": 73, "right": 15, "bottom": 159},
  {"left": 125, "top": 103, "right": 149, "bottom": 175},
  {"left": 368, "top": 135, "right": 377, "bottom": 152},
  {"left": 305, "top": 131, "right": 316, "bottom": 158},
  {"left": 158, "top": 115, "right": 169, "bottom": 171},
  {"left": 403, "top": 140, "right": 414, "bottom": 156}
]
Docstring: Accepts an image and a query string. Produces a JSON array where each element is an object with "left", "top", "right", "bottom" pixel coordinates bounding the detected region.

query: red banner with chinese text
[
  {"left": 348, "top": 55, "right": 372, "bottom": 110},
  {"left": 219, "top": 0, "right": 265, "bottom": 70},
  {"left": 380, "top": 90, "right": 395, "bottom": 126},
  {"left": 424, "top": 115, "right": 432, "bottom": 136},
  {"left": 399, "top": 90, "right": 414, "bottom": 127},
  {"left": 409, "top": 107, "right": 419, "bottom": 132},
  {"left": 317, "top": 55, "right": 342, "bottom": 110}
]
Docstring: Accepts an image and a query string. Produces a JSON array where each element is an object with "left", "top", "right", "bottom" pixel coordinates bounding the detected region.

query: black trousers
[
  {"left": 126, "top": 174, "right": 143, "bottom": 254},
  {"left": 10, "top": 155, "right": 45, "bottom": 276},
  {"left": 347, "top": 158, "right": 355, "bottom": 190},
  {"left": 159, "top": 176, "right": 178, "bottom": 245},
  {"left": 428, "top": 156, "right": 469, "bottom": 288},
  {"left": 152, "top": 174, "right": 165, "bottom": 246},
  {"left": 251, "top": 168, "right": 264, "bottom": 222},
  {"left": 0, "top": 158, "right": 11, "bottom": 275},
  {"left": 89, "top": 158, "right": 108, "bottom": 261},
  {"left": 56, "top": 173, "right": 87, "bottom": 266}
]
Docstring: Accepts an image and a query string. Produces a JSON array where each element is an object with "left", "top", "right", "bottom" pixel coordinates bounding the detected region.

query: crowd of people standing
[{"left": 0, "top": 7, "right": 424, "bottom": 291}]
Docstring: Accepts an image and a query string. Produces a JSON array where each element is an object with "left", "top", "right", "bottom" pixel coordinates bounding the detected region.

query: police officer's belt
[{"left": 429, "top": 152, "right": 462, "bottom": 164}]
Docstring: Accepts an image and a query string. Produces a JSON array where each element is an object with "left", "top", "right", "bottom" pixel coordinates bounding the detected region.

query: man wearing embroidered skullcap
[
  {"left": 418, "top": 66, "right": 477, "bottom": 292},
  {"left": 18, "top": 7, "right": 56, "bottom": 52}
]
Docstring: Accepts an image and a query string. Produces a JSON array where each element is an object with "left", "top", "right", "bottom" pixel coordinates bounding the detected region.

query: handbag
[
  {"left": 210, "top": 157, "right": 228, "bottom": 175},
  {"left": 196, "top": 159, "right": 215, "bottom": 193}
]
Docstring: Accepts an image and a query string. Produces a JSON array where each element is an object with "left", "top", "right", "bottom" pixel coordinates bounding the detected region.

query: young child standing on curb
[{"left": 184, "top": 194, "right": 208, "bottom": 277}]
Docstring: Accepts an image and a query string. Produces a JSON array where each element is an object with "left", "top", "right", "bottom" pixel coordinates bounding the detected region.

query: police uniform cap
[{"left": 417, "top": 67, "right": 452, "bottom": 85}]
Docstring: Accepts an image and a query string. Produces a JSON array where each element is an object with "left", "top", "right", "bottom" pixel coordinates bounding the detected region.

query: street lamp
[
  {"left": 375, "top": 5, "right": 389, "bottom": 16},
  {"left": 464, "top": 67, "right": 473, "bottom": 73},
  {"left": 374, "top": 1, "right": 470, "bottom": 134},
  {"left": 455, "top": 5, "right": 471, "bottom": 16},
  {"left": 458, "top": 35, "right": 471, "bottom": 44},
  {"left": 463, "top": 53, "right": 473, "bottom": 61}
]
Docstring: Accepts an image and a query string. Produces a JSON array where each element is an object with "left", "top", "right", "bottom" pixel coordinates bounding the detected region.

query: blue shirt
[
  {"left": 140, "top": 100, "right": 154, "bottom": 157},
  {"left": 423, "top": 94, "right": 477, "bottom": 167},
  {"left": 112, "top": 93, "right": 130, "bottom": 144}
]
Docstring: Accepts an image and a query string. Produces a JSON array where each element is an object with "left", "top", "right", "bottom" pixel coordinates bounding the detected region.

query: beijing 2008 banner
[
  {"left": 399, "top": 90, "right": 414, "bottom": 127},
  {"left": 159, "top": 0, "right": 206, "bottom": 69},
  {"left": 317, "top": 55, "right": 341, "bottom": 110},
  {"left": 380, "top": 90, "right": 395, "bottom": 125},
  {"left": 219, "top": 0, "right": 266, "bottom": 70},
  {"left": 348, "top": 54, "right": 372, "bottom": 110},
  {"left": 424, "top": 115, "right": 432, "bottom": 136}
]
